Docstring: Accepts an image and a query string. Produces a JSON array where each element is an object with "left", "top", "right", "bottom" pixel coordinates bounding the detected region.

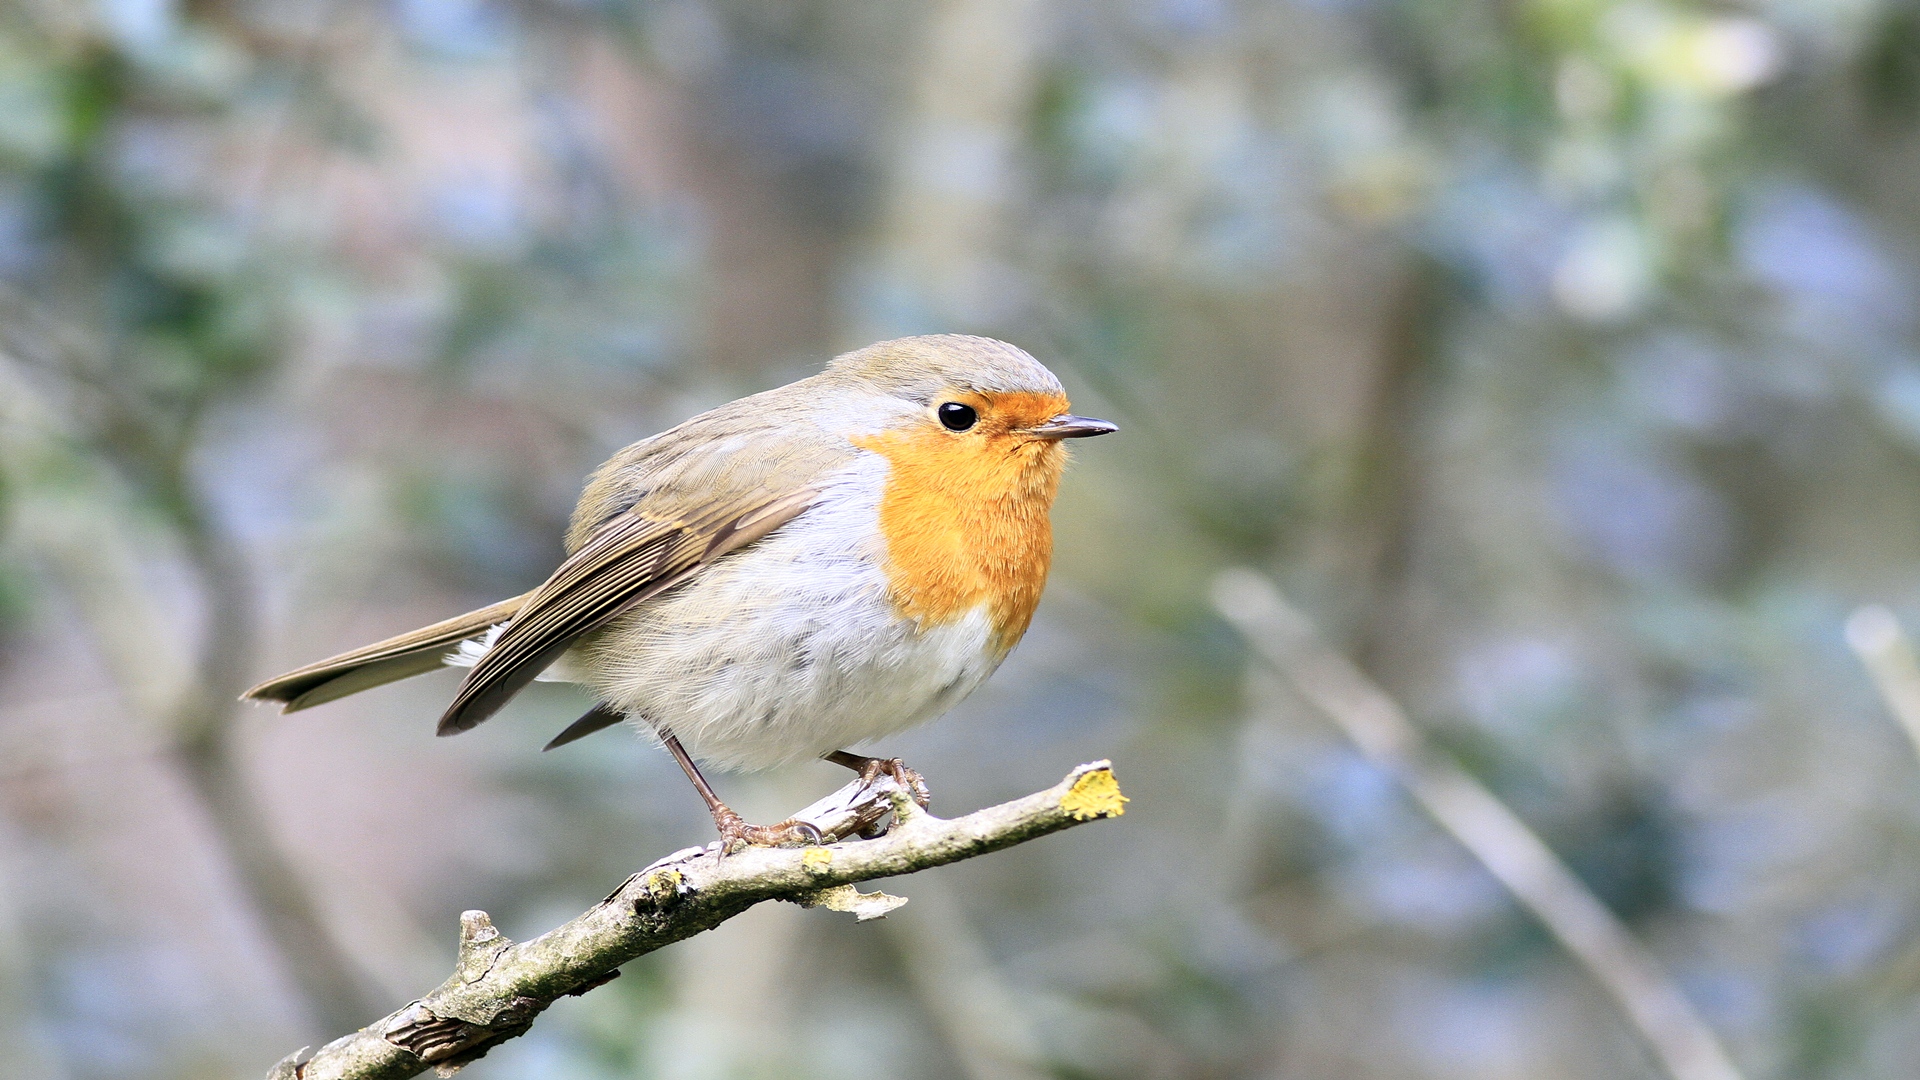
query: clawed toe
[
  {"left": 783, "top": 820, "right": 825, "bottom": 845},
  {"left": 860, "top": 758, "right": 932, "bottom": 809},
  {"left": 826, "top": 750, "right": 933, "bottom": 809},
  {"left": 714, "top": 809, "right": 824, "bottom": 854}
]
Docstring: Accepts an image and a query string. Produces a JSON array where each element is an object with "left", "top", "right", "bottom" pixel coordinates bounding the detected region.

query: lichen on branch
[{"left": 269, "top": 760, "right": 1125, "bottom": 1080}]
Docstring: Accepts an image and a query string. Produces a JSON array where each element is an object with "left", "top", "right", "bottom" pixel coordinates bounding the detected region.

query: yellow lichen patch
[
  {"left": 798, "top": 884, "right": 907, "bottom": 921},
  {"left": 1060, "top": 768, "right": 1127, "bottom": 820},
  {"left": 802, "top": 847, "right": 834, "bottom": 872},
  {"left": 645, "top": 869, "right": 683, "bottom": 898}
]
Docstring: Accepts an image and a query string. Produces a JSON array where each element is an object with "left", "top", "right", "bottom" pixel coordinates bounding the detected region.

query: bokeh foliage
[{"left": 5, "top": 1, "right": 1920, "bottom": 1078}]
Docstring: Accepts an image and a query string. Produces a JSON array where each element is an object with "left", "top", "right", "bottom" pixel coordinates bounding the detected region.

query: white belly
[{"left": 562, "top": 458, "right": 1006, "bottom": 770}]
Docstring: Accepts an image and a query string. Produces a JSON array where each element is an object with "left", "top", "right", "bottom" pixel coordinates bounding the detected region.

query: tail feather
[
  {"left": 243, "top": 592, "right": 532, "bottom": 713},
  {"left": 543, "top": 702, "right": 627, "bottom": 751}
]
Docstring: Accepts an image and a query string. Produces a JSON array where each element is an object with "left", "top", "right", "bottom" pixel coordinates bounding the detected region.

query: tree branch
[{"left": 269, "top": 760, "right": 1127, "bottom": 1080}]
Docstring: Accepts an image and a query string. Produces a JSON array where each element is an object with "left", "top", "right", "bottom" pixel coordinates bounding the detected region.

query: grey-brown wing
[{"left": 435, "top": 487, "right": 818, "bottom": 736}]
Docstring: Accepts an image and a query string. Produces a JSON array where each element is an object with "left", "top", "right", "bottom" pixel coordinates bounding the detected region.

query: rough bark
[{"left": 268, "top": 761, "right": 1127, "bottom": 1080}]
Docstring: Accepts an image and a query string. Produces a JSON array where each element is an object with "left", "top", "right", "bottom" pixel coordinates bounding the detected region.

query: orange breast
[{"left": 852, "top": 391, "right": 1070, "bottom": 651}]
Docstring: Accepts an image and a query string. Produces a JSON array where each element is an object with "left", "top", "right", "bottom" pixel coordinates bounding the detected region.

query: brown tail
[{"left": 242, "top": 592, "right": 533, "bottom": 713}]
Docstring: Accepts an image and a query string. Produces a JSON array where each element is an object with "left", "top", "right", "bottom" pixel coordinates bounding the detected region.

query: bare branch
[
  {"left": 1212, "top": 569, "right": 1745, "bottom": 1080},
  {"left": 271, "top": 761, "right": 1126, "bottom": 1080}
]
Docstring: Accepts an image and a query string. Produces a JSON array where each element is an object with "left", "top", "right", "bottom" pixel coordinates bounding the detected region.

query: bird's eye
[{"left": 938, "top": 402, "right": 978, "bottom": 431}]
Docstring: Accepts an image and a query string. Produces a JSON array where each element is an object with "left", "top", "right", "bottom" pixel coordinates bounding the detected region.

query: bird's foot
[
  {"left": 826, "top": 751, "right": 932, "bottom": 809},
  {"left": 864, "top": 757, "right": 932, "bottom": 810},
  {"left": 711, "top": 807, "right": 824, "bottom": 855}
]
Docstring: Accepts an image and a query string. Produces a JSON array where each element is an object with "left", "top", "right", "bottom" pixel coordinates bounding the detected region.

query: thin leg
[
  {"left": 824, "top": 750, "right": 932, "bottom": 808},
  {"left": 662, "top": 729, "right": 729, "bottom": 814},
  {"left": 661, "top": 728, "right": 821, "bottom": 851}
]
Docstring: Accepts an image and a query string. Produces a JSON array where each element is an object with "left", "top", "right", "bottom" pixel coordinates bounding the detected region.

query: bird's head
[{"left": 823, "top": 335, "right": 1117, "bottom": 456}]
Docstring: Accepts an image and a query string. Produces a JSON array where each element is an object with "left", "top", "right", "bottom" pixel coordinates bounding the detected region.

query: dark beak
[{"left": 1028, "top": 414, "right": 1119, "bottom": 440}]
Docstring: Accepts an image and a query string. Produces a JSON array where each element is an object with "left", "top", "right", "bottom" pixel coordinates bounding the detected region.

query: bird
[{"left": 243, "top": 334, "right": 1116, "bottom": 850}]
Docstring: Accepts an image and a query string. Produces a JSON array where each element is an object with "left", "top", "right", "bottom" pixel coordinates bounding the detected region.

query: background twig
[
  {"left": 883, "top": 876, "right": 1053, "bottom": 1080},
  {"left": 1846, "top": 605, "right": 1920, "bottom": 769},
  {"left": 0, "top": 297, "right": 387, "bottom": 1036},
  {"left": 1212, "top": 570, "right": 1744, "bottom": 1080}
]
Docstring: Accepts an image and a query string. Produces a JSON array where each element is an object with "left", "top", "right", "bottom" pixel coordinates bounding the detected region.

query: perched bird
[{"left": 244, "top": 335, "right": 1115, "bottom": 849}]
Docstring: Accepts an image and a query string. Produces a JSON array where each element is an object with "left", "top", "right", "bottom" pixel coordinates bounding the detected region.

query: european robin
[{"left": 244, "top": 335, "right": 1115, "bottom": 849}]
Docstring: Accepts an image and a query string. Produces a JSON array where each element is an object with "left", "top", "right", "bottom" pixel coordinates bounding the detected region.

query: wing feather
[{"left": 434, "top": 486, "right": 818, "bottom": 735}]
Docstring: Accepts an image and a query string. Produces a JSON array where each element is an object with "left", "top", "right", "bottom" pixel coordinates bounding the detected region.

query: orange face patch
[{"left": 852, "top": 390, "right": 1071, "bottom": 650}]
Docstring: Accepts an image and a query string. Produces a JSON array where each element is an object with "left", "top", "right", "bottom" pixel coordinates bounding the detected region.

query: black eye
[{"left": 938, "top": 402, "right": 978, "bottom": 431}]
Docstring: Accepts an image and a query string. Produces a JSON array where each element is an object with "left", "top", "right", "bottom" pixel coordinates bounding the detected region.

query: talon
[
  {"left": 825, "top": 750, "right": 934, "bottom": 817},
  {"left": 862, "top": 758, "right": 932, "bottom": 809},
  {"left": 712, "top": 808, "right": 751, "bottom": 855},
  {"left": 666, "top": 729, "right": 823, "bottom": 853},
  {"left": 713, "top": 809, "right": 824, "bottom": 852},
  {"left": 897, "top": 763, "right": 932, "bottom": 809}
]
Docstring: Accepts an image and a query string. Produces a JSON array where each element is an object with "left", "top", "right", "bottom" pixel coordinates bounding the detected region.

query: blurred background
[{"left": 5, "top": 0, "right": 1920, "bottom": 1077}]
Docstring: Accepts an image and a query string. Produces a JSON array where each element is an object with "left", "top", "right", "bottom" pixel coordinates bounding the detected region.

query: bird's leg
[
  {"left": 824, "top": 750, "right": 933, "bottom": 809},
  {"left": 659, "top": 729, "right": 822, "bottom": 852}
]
